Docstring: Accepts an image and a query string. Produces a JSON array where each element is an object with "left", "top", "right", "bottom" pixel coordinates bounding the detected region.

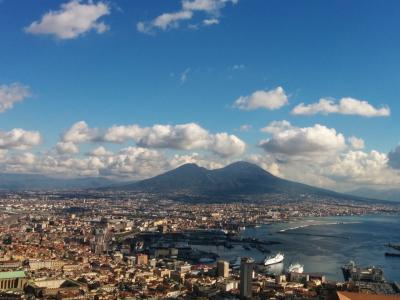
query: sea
[{"left": 194, "top": 214, "right": 400, "bottom": 282}]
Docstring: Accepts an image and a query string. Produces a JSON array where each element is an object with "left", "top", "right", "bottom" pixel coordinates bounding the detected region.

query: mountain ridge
[
  {"left": 0, "top": 173, "right": 115, "bottom": 190},
  {"left": 348, "top": 187, "right": 400, "bottom": 202},
  {"left": 114, "top": 161, "right": 364, "bottom": 202}
]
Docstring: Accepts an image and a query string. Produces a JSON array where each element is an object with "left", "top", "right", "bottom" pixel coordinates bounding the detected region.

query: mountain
[
  {"left": 0, "top": 173, "right": 115, "bottom": 190},
  {"left": 115, "top": 161, "right": 362, "bottom": 201},
  {"left": 348, "top": 187, "right": 400, "bottom": 202}
]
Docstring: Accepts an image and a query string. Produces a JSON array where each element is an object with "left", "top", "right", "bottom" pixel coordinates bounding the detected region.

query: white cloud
[
  {"left": 210, "top": 133, "right": 246, "bottom": 157},
  {"left": 233, "top": 87, "right": 288, "bottom": 110},
  {"left": 2, "top": 119, "right": 399, "bottom": 190},
  {"left": 328, "top": 150, "right": 400, "bottom": 186},
  {"left": 182, "top": 0, "right": 235, "bottom": 12},
  {"left": 254, "top": 120, "right": 400, "bottom": 189},
  {"left": 0, "top": 83, "right": 30, "bottom": 113},
  {"left": 7, "top": 152, "right": 36, "bottom": 166},
  {"left": 98, "top": 148, "right": 231, "bottom": 179},
  {"left": 62, "top": 121, "right": 99, "bottom": 143},
  {"left": 137, "top": 0, "right": 237, "bottom": 34},
  {"left": 153, "top": 11, "right": 193, "bottom": 30},
  {"left": 136, "top": 123, "right": 209, "bottom": 149},
  {"left": 56, "top": 141, "right": 79, "bottom": 154},
  {"left": 62, "top": 121, "right": 245, "bottom": 157},
  {"left": 348, "top": 136, "right": 365, "bottom": 150},
  {"left": 25, "top": 0, "right": 110, "bottom": 39},
  {"left": 169, "top": 152, "right": 225, "bottom": 170},
  {"left": 102, "top": 124, "right": 142, "bottom": 143},
  {"left": 102, "top": 147, "right": 168, "bottom": 178},
  {"left": 137, "top": 10, "right": 193, "bottom": 33},
  {"left": 0, "top": 128, "right": 41, "bottom": 150},
  {"left": 246, "top": 154, "right": 281, "bottom": 177},
  {"left": 89, "top": 146, "right": 113, "bottom": 157},
  {"left": 203, "top": 18, "right": 219, "bottom": 25},
  {"left": 261, "top": 120, "right": 292, "bottom": 135},
  {"left": 259, "top": 120, "right": 346, "bottom": 158},
  {"left": 292, "top": 97, "right": 390, "bottom": 117},
  {"left": 115, "top": 123, "right": 245, "bottom": 157}
]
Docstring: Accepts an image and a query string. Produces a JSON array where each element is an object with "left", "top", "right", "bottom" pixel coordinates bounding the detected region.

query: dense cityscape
[
  {"left": 0, "top": 191, "right": 399, "bottom": 299},
  {"left": 3, "top": 0, "right": 400, "bottom": 299}
]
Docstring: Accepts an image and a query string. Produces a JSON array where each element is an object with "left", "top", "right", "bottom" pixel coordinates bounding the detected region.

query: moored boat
[
  {"left": 264, "top": 252, "right": 284, "bottom": 265},
  {"left": 287, "top": 263, "right": 304, "bottom": 273}
]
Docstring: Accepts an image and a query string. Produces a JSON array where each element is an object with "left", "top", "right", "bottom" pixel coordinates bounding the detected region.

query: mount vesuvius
[{"left": 112, "top": 161, "right": 365, "bottom": 202}]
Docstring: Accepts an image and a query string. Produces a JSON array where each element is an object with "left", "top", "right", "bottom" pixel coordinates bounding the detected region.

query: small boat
[
  {"left": 264, "top": 252, "right": 284, "bottom": 265},
  {"left": 287, "top": 263, "right": 304, "bottom": 273}
]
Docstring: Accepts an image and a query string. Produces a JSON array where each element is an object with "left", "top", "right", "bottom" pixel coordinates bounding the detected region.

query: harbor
[{"left": 195, "top": 215, "right": 400, "bottom": 282}]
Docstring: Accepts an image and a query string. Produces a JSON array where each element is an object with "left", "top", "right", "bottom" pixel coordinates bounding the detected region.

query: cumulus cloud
[
  {"left": 328, "top": 150, "right": 400, "bottom": 186},
  {"left": 47, "top": 148, "right": 227, "bottom": 179},
  {"left": 88, "top": 146, "right": 113, "bottom": 157},
  {"left": 62, "top": 121, "right": 99, "bottom": 143},
  {"left": 106, "top": 123, "right": 245, "bottom": 157},
  {"left": 101, "top": 147, "right": 168, "bottom": 178},
  {"left": 102, "top": 124, "right": 142, "bottom": 143},
  {"left": 62, "top": 121, "right": 245, "bottom": 157},
  {"left": 233, "top": 87, "right": 288, "bottom": 110},
  {"left": 246, "top": 154, "right": 281, "bottom": 177},
  {"left": 259, "top": 120, "right": 346, "bottom": 158},
  {"left": 169, "top": 152, "right": 225, "bottom": 170},
  {"left": 137, "top": 0, "right": 237, "bottom": 34},
  {"left": 348, "top": 136, "right": 365, "bottom": 150},
  {"left": 7, "top": 152, "right": 36, "bottom": 166},
  {"left": 0, "top": 83, "right": 31, "bottom": 113},
  {"left": 25, "top": 0, "right": 110, "bottom": 39},
  {"left": 254, "top": 120, "right": 400, "bottom": 189},
  {"left": 292, "top": 97, "right": 390, "bottom": 117},
  {"left": 0, "top": 128, "right": 41, "bottom": 150},
  {"left": 56, "top": 141, "right": 79, "bottom": 154},
  {"left": 210, "top": 133, "right": 246, "bottom": 157}
]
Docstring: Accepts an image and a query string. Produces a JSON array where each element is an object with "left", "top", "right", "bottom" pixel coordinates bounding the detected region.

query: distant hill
[
  {"left": 348, "top": 187, "right": 400, "bottom": 202},
  {"left": 0, "top": 163, "right": 391, "bottom": 204},
  {"left": 114, "top": 161, "right": 365, "bottom": 202},
  {"left": 0, "top": 173, "right": 115, "bottom": 190}
]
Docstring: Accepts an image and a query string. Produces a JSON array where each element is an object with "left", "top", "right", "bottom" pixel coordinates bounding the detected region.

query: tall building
[
  {"left": 136, "top": 253, "right": 148, "bottom": 266},
  {"left": 217, "top": 260, "right": 229, "bottom": 278},
  {"left": 240, "top": 257, "right": 254, "bottom": 299}
]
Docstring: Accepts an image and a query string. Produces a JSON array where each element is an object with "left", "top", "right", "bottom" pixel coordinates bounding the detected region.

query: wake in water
[{"left": 278, "top": 221, "right": 362, "bottom": 233}]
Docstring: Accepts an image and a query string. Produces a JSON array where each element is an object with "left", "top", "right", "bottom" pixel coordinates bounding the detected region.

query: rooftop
[{"left": 0, "top": 271, "right": 26, "bottom": 279}]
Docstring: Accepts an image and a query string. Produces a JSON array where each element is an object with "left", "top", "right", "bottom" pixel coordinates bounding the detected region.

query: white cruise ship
[
  {"left": 264, "top": 252, "right": 284, "bottom": 265},
  {"left": 287, "top": 263, "right": 304, "bottom": 273}
]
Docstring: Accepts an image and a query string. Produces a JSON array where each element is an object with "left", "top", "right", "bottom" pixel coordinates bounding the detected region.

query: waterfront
[
  {"left": 1, "top": 194, "right": 399, "bottom": 298},
  {"left": 195, "top": 214, "right": 400, "bottom": 282}
]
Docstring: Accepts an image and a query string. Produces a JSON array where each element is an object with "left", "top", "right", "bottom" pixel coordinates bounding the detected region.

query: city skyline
[{"left": 1, "top": 0, "right": 400, "bottom": 191}]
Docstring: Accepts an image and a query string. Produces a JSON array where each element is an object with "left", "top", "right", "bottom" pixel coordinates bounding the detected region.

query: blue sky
[{"left": 1, "top": 0, "right": 400, "bottom": 190}]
